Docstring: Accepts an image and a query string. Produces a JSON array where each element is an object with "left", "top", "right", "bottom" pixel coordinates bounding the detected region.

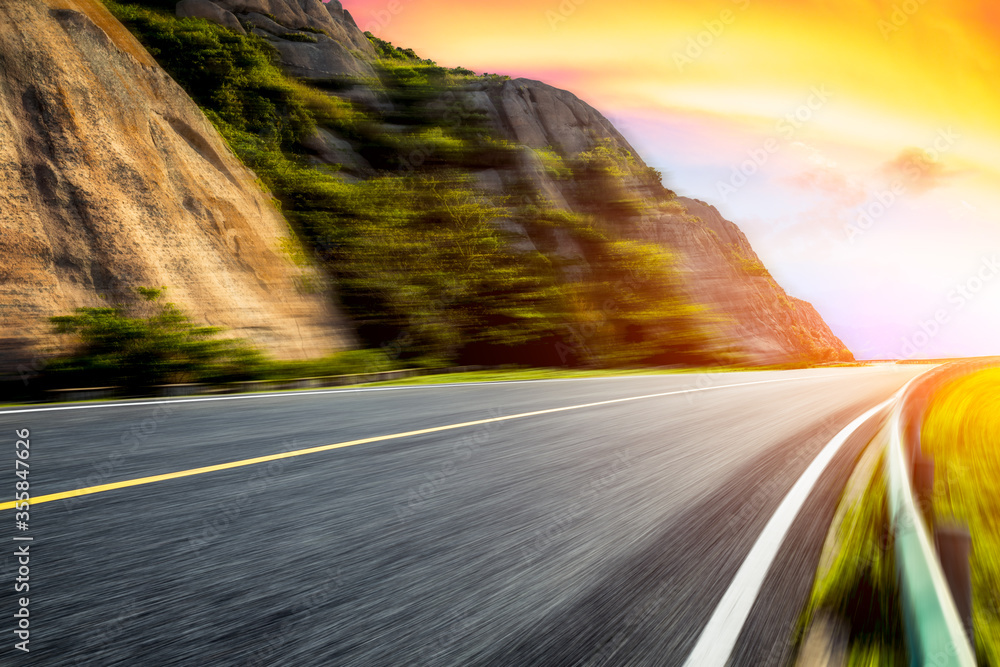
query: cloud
[
  {"left": 792, "top": 141, "right": 838, "bottom": 169},
  {"left": 880, "top": 148, "right": 953, "bottom": 194},
  {"left": 783, "top": 165, "right": 869, "bottom": 209}
]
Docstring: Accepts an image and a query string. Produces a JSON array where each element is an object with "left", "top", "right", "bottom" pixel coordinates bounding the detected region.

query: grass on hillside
[{"left": 922, "top": 367, "right": 1000, "bottom": 663}]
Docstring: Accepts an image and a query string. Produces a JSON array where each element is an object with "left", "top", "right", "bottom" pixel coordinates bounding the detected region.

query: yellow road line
[{"left": 0, "top": 377, "right": 816, "bottom": 511}]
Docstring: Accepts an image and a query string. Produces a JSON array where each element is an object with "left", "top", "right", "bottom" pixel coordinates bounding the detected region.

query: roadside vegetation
[
  {"left": 33, "top": 288, "right": 394, "bottom": 394},
  {"left": 101, "top": 0, "right": 729, "bottom": 368},
  {"left": 45, "top": 287, "right": 263, "bottom": 389},
  {"left": 795, "top": 367, "right": 1000, "bottom": 665},
  {"left": 796, "top": 450, "right": 905, "bottom": 664},
  {"left": 922, "top": 368, "right": 1000, "bottom": 663},
  {"left": 360, "top": 367, "right": 690, "bottom": 387}
]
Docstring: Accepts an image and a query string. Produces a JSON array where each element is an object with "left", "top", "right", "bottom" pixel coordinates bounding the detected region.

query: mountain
[
  {"left": 192, "top": 0, "right": 851, "bottom": 364},
  {"left": 0, "top": 0, "right": 852, "bottom": 370},
  {"left": 463, "top": 79, "right": 851, "bottom": 363},
  {"left": 0, "top": 0, "right": 349, "bottom": 371}
]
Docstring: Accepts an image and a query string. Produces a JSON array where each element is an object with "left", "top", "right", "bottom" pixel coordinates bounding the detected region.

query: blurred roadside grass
[
  {"left": 356, "top": 362, "right": 872, "bottom": 387},
  {"left": 796, "top": 447, "right": 905, "bottom": 665},
  {"left": 34, "top": 288, "right": 397, "bottom": 392},
  {"left": 358, "top": 368, "right": 695, "bottom": 387},
  {"left": 922, "top": 368, "right": 1000, "bottom": 664}
]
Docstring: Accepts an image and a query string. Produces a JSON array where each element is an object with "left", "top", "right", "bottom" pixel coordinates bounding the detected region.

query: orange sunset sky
[{"left": 347, "top": 0, "right": 1000, "bottom": 359}]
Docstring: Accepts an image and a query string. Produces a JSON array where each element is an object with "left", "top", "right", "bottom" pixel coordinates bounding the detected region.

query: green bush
[
  {"left": 533, "top": 147, "right": 572, "bottom": 180},
  {"left": 111, "top": 0, "right": 176, "bottom": 10},
  {"left": 45, "top": 288, "right": 265, "bottom": 389},
  {"left": 728, "top": 244, "right": 772, "bottom": 278},
  {"left": 43, "top": 288, "right": 409, "bottom": 390},
  {"left": 282, "top": 32, "right": 319, "bottom": 43},
  {"left": 364, "top": 32, "right": 436, "bottom": 65}
]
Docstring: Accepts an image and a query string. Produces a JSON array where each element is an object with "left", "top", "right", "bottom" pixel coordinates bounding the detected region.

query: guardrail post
[
  {"left": 912, "top": 450, "right": 935, "bottom": 523},
  {"left": 935, "top": 524, "right": 975, "bottom": 650}
]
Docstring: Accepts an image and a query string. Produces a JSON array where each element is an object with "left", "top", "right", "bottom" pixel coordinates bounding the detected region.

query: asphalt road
[{"left": 0, "top": 366, "right": 927, "bottom": 666}]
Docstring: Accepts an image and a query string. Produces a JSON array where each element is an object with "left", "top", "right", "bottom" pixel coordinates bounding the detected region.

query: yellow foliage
[{"left": 922, "top": 368, "right": 1000, "bottom": 663}]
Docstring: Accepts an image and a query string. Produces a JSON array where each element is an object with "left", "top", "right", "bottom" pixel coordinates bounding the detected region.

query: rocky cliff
[
  {"left": 0, "top": 0, "right": 350, "bottom": 370},
  {"left": 1, "top": 0, "right": 851, "bottom": 369},
  {"left": 180, "top": 0, "right": 848, "bottom": 363},
  {"left": 169, "top": 0, "right": 852, "bottom": 363},
  {"left": 470, "top": 78, "right": 852, "bottom": 362},
  {"left": 179, "top": 0, "right": 376, "bottom": 78}
]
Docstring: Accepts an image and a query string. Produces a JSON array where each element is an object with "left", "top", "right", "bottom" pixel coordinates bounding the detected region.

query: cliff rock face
[
  {"left": 662, "top": 198, "right": 849, "bottom": 363},
  {"left": 196, "top": 0, "right": 377, "bottom": 78},
  {"left": 494, "top": 79, "right": 640, "bottom": 159},
  {"left": 0, "top": 0, "right": 350, "bottom": 369}
]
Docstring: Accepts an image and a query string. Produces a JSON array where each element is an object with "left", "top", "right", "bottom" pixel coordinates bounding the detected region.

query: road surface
[{"left": 0, "top": 366, "right": 926, "bottom": 665}]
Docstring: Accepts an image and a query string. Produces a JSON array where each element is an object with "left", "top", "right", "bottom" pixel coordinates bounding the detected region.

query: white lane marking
[
  {"left": 1, "top": 377, "right": 875, "bottom": 510},
  {"left": 0, "top": 371, "right": 860, "bottom": 415},
  {"left": 681, "top": 397, "right": 894, "bottom": 667}
]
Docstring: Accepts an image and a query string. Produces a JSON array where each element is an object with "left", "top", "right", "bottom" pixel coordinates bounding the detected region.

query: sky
[{"left": 345, "top": 0, "right": 1000, "bottom": 359}]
